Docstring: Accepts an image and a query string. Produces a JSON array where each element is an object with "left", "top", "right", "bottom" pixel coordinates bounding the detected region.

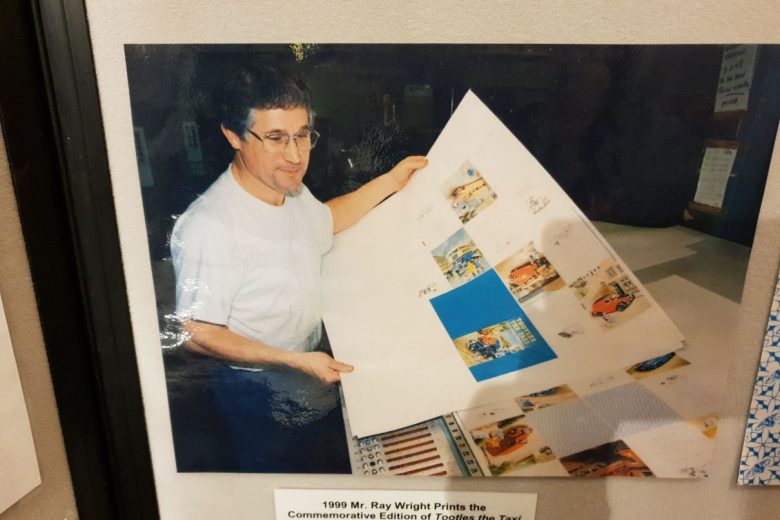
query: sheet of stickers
[
  {"left": 739, "top": 264, "right": 780, "bottom": 485},
  {"left": 323, "top": 91, "right": 684, "bottom": 438}
]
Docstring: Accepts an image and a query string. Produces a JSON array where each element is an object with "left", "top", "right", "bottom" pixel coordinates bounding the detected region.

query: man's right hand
[{"left": 290, "top": 351, "right": 354, "bottom": 383}]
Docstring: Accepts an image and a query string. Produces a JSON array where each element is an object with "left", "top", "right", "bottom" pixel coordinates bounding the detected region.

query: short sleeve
[{"left": 170, "top": 211, "right": 243, "bottom": 326}]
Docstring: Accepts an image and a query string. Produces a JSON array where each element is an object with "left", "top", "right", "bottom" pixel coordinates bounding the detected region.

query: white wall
[{"left": 83, "top": 2, "right": 780, "bottom": 518}]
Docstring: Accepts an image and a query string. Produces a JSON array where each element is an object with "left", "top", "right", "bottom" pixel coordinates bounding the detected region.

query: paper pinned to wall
[
  {"left": 739, "top": 264, "right": 780, "bottom": 485},
  {"left": 322, "top": 91, "right": 685, "bottom": 438},
  {"left": 714, "top": 44, "right": 758, "bottom": 113},
  {"left": 693, "top": 147, "right": 738, "bottom": 209},
  {"left": 0, "top": 294, "right": 41, "bottom": 513}
]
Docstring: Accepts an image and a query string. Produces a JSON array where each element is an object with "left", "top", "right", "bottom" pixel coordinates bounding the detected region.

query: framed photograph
[{"left": 9, "top": 1, "right": 780, "bottom": 519}]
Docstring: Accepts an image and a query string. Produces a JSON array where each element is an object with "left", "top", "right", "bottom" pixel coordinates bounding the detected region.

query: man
[{"left": 170, "top": 65, "right": 426, "bottom": 472}]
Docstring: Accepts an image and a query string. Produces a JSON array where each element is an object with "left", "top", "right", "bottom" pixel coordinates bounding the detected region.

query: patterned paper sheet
[{"left": 739, "top": 266, "right": 780, "bottom": 485}]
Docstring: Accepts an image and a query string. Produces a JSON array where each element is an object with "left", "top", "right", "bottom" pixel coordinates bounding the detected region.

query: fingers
[
  {"left": 403, "top": 156, "right": 428, "bottom": 170},
  {"left": 320, "top": 360, "right": 351, "bottom": 383},
  {"left": 299, "top": 353, "right": 353, "bottom": 383},
  {"left": 390, "top": 156, "right": 428, "bottom": 191},
  {"left": 329, "top": 359, "right": 354, "bottom": 373},
  {"left": 318, "top": 359, "right": 352, "bottom": 383},
  {"left": 321, "top": 371, "right": 342, "bottom": 384}
]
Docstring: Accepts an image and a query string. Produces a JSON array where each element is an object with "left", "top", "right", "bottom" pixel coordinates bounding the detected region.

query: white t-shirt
[{"left": 171, "top": 167, "right": 333, "bottom": 353}]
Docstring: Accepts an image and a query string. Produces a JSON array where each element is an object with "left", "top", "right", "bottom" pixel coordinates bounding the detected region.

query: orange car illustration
[
  {"left": 483, "top": 425, "right": 533, "bottom": 457},
  {"left": 591, "top": 293, "right": 635, "bottom": 316},
  {"left": 596, "top": 448, "right": 651, "bottom": 477},
  {"left": 508, "top": 263, "right": 539, "bottom": 286}
]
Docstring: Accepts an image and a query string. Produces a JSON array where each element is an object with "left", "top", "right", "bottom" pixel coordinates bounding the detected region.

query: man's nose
[{"left": 282, "top": 138, "right": 303, "bottom": 163}]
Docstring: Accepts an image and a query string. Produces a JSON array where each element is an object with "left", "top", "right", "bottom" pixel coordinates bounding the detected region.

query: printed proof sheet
[{"left": 322, "top": 92, "right": 684, "bottom": 437}]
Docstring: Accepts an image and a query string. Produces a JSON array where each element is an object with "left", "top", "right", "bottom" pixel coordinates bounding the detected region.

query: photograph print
[{"left": 125, "top": 43, "right": 780, "bottom": 476}]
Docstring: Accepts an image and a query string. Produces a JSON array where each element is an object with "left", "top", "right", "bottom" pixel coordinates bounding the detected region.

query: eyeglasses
[{"left": 246, "top": 128, "right": 320, "bottom": 153}]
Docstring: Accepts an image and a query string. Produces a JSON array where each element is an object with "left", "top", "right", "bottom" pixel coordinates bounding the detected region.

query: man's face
[{"left": 224, "top": 106, "right": 311, "bottom": 202}]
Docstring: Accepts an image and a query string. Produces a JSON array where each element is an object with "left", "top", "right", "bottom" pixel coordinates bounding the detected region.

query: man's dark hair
[{"left": 219, "top": 64, "right": 311, "bottom": 138}]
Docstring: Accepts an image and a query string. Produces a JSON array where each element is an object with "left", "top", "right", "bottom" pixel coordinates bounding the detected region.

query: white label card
[
  {"left": 275, "top": 489, "right": 536, "bottom": 520},
  {"left": 693, "top": 147, "right": 737, "bottom": 209}
]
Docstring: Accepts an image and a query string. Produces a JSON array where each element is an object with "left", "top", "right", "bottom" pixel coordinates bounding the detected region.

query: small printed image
[
  {"left": 560, "top": 440, "right": 654, "bottom": 477},
  {"left": 441, "top": 161, "right": 497, "bottom": 225},
  {"left": 454, "top": 318, "right": 546, "bottom": 367},
  {"left": 495, "top": 242, "right": 565, "bottom": 303},
  {"left": 431, "top": 228, "right": 491, "bottom": 288},
  {"left": 568, "top": 258, "right": 650, "bottom": 329},
  {"left": 514, "top": 385, "right": 578, "bottom": 413},
  {"left": 626, "top": 352, "right": 690, "bottom": 380},
  {"left": 691, "top": 415, "right": 719, "bottom": 439},
  {"left": 557, "top": 323, "right": 585, "bottom": 339},
  {"left": 680, "top": 467, "right": 709, "bottom": 478},
  {"left": 470, "top": 414, "right": 556, "bottom": 476},
  {"left": 430, "top": 270, "right": 557, "bottom": 381},
  {"left": 550, "top": 223, "right": 572, "bottom": 246},
  {"left": 525, "top": 194, "right": 550, "bottom": 215}
]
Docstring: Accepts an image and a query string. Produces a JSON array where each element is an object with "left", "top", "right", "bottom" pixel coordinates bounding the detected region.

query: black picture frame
[
  {"left": 0, "top": 1, "right": 158, "bottom": 518},
  {"left": 2, "top": 1, "right": 779, "bottom": 517}
]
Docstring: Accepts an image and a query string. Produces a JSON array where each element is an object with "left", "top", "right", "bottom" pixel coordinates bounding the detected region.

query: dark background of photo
[{"left": 126, "top": 43, "right": 780, "bottom": 267}]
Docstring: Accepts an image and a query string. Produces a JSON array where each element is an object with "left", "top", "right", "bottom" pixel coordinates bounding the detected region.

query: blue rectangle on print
[
  {"left": 469, "top": 343, "right": 557, "bottom": 381},
  {"left": 430, "top": 269, "right": 522, "bottom": 339},
  {"left": 430, "top": 268, "right": 557, "bottom": 381}
]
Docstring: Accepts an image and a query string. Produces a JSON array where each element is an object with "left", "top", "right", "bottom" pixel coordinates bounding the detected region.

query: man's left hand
[
  {"left": 327, "top": 155, "right": 429, "bottom": 234},
  {"left": 385, "top": 156, "right": 428, "bottom": 192}
]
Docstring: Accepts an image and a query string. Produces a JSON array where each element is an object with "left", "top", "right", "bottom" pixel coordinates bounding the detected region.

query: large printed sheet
[{"left": 323, "top": 92, "right": 684, "bottom": 437}]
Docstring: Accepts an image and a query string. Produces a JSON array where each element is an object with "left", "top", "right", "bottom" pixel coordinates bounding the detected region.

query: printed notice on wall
[
  {"left": 714, "top": 44, "right": 758, "bottom": 113},
  {"left": 274, "top": 489, "right": 536, "bottom": 520},
  {"left": 0, "top": 294, "right": 40, "bottom": 513},
  {"left": 693, "top": 147, "right": 737, "bottom": 209}
]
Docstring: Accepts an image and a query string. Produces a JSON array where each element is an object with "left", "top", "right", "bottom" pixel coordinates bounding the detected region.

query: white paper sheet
[
  {"left": 694, "top": 147, "right": 738, "bottom": 209},
  {"left": 0, "top": 294, "right": 41, "bottom": 512},
  {"left": 593, "top": 222, "right": 705, "bottom": 271},
  {"left": 322, "top": 92, "right": 685, "bottom": 437},
  {"left": 714, "top": 44, "right": 758, "bottom": 113}
]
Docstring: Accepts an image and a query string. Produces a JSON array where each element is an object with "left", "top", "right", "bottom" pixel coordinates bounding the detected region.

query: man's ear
[{"left": 221, "top": 124, "right": 243, "bottom": 150}]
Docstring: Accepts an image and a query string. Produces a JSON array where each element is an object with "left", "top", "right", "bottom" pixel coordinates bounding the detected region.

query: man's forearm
[
  {"left": 181, "top": 320, "right": 353, "bottom": 383},
  {"left": 325, "top": 156, "right": 428, "bottom": 233},
  {"left": 182, "top": 320, "right": 303, "bottom": 369},
  {"left": 326, "top": 173, "right": 398, "bottom": 233}
]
